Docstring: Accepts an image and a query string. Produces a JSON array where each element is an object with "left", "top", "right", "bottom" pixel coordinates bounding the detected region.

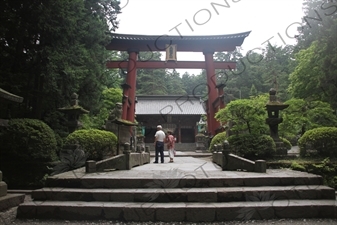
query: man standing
[{"left": 154, "top": 125, "right": 165, "bottom": 163}]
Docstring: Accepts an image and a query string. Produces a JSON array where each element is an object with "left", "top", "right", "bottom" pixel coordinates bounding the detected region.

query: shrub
[
  {"left": 0, "top": 118, "right": 57, "bottom": 161},
  {"left": 51, "top": 144, "right": 87, "bottom": 175},
  {"left": 307, "top": 158, "right": 337, "bottom": 189},
  {"left": 290, "top": 162, "right": 306, "bottom": 172},
  {"left": 65, "top": 129, "right": 117, "bottom": 160},
  {"left": 298, "top": 127, "right": 337, "bottom": 157},
  {"left": 0, "top": 118, "right": 58, "bottom": 188},
  {"left": 280, "top": 137, "right": 292, "bottom": 150},
  {"left": 209, "top": 131, "right": 227, "bottom": 151},
  {"left": 54, "top": 132, "right": 65, "bottom": 157},
  {"left": 227, "top": 134, "right": 276, "bottom": 160}
]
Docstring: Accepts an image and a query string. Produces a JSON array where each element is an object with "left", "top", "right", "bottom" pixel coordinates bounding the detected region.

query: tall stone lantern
[
  {"left": 265, "top": 88, "right": 289, "bottom": 155},
  {"left": 58, "top": 93, "right": 89, "bottom": 133}
]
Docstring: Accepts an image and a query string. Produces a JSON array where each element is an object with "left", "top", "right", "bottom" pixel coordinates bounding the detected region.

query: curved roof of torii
[{"left": 106, "top": 31, "right": 251, "bottom": 52}]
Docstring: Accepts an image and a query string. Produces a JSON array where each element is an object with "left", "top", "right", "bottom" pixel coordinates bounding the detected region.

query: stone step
[
  {"left": 0, "top": 193, "right": 25, "bottom": 211},
  {"left": 31, "top": 185, "right": 336, "bottom": 202},
  {"left": 46, "top": 174, "right": 323, "bottom": 189},
  {"left": 17, "top": 199, "right": 337, "bottom": 222}
]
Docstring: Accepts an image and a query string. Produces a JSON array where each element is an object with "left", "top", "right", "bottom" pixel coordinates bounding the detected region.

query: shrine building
[{"left": 135, "top": 95, "right": 206, "bottom": 145}]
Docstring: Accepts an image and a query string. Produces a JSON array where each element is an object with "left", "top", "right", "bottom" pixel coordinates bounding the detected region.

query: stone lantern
[
  {"left": 104, "top": 102, "right": 137, "bottom": 155},
  {"left": 58, "top": 93, "right": 89, "bottom": 133},
  {"left": 265, "top": 88, "right": 289, "bottom": 155},
  {"left": 195, "top": 118, "right": 207, "bottom": 151}
]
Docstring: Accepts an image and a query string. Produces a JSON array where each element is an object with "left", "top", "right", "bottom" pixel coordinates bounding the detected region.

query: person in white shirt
[{"left": 154, "top": 125, "right": 165, "bottom": 163}]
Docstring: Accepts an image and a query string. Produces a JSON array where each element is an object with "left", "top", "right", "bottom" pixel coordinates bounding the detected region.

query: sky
[{"left": 116, "top": 0, "right": 305, "bottom": 74}]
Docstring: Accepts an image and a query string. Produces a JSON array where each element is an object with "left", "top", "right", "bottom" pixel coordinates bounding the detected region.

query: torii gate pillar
[
  {"left": 122, "top": 49, "right": 138, "bottom": 122},
  {"left": 204, "top": 50, "right": 221, "bottom": 136}
]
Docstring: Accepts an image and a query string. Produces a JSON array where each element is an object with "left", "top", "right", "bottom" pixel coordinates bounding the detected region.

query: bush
[
  {"left": 307, "top": 158, "right": 337, "bottom": 189},
  {"left": 227, "top": 134, "right": 276, "bottom": 160},
  {"left": 209, "top": 131, "right": 227, "bottom": 151},
  {"left": 298, "top": 127, "right": 337, "bottom": 157},
  {"left": 280, "top": 137, "right": 292, "bottom": 150},
  {"left": 65, "top": 129, "right": 117, "bottom": 160},
  {"left": 0, "top": 118, "right": 58, "bottom": 188},
  {"left": 0, "top": 118, "right": 57, "bottom": 161},
  {"left": 290, "top": 162, "right": 306, "bottom": 172},
  {"left": 54, "top": 132, "right": 65, "bottom": 157}
]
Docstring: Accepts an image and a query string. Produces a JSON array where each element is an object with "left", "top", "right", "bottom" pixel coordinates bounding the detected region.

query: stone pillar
[
  {"left": 145, "top": 146, "right": 150, "bottom": 153},
  {"left": 203, "top": 50, "right": 220, "bottom": 135},
  {"left": 123, "top": 142, "right": 131, "bottom": 170},
  {"left": 0, "top": 171, "right": 8, "bottom": 198},
  {"left": 85, "top": 160, "right": 96, "bottom": 173},
  {"left": 121, "top": 83, "right": 131, "bottom": 120},
  {"left": 126, "top": 49, "right": 138, "bottom": 123},
  {"left": 222, "top": 140, "right": 230, "bottom": 171},
  {"left": 254, "top": 160, "right": 266, "bottom": 173},
  {"left": 217, "top": 83, "right": 226, "bottom": 109}
]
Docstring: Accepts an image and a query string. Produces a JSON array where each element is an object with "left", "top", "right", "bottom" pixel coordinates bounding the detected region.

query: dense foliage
[
  {"left": 209, "top": 131, "right": 227, "bottom": 151},
  {"left": 279, "top": 137, "right": 292, "bottom": 150},
  {"left": 0, "top": 118, "right": 57, "bottom": 161},
  {"left": 0, "top": 0, "right": 121, "bottom": 129},
  {"left": 65, "top": 129, "right": 117, "bottom": 160},
  {"left": 0, "top": 118, "right": 58, "bottom": 188},
  {"left": 298, "top": 127, "right": 337, "bottom": 157},
  {"left": 290, "top": 0, "right": 337, "bottom": 109},
  {"left": 227, "top": 134, "right": 276, "bottom": 160},
  {"left": 215, "top": 95, "right": 269, "bottom": 135},
  {"left": 279, "top": 98, "right": 337, "bottom": 139}
]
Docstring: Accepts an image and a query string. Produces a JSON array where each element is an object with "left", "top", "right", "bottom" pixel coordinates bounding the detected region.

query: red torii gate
[{"left": 106, "top": 31, "right": 250, "bottom": 136}]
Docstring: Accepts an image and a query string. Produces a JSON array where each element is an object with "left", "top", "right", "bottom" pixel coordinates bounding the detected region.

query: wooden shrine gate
[{"left": 105, "top": 32, "right": 250, "bottom": 136}]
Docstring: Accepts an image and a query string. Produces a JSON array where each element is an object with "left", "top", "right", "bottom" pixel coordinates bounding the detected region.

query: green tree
[
  {"left": 215, "top": 95, "right": 268, "bottom": 135},
  {"left": 279, "top": 98, "right": 337, "bottom": 139},
  {"left": 288, "top": 41, "right": 337, "bottom": 108},
  {"left": 166, "top": 69, "right": 186, "bottom": 95},
  {"left": 0, "top": 0, "right": 121, "bottom": 128},
  {"left": 81, "top": 87, "right": 122, "bottom": 129},
  {"left": 290, "top": 0, "right": 337, "bottom": 108},
  {"left": 295, "top": 0, "right": 337, "bottom": 50},
  {"left": 249, "top": 84, "right": 258, "bottom": 97},
  {"left": 136, "top": 52, "right": 167, "bottom": 95},
  {"left": 181, "top": 72, "right": 207, "bottom": 98}
]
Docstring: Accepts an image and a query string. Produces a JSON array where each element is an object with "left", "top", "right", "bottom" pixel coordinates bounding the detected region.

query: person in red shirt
[{"left": 166, "top": 130, "right": 176, "bottom": 163}]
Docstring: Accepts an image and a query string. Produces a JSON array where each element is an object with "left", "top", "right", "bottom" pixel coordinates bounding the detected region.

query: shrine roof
[
  {"left": 135, "top": 95, "right": 206, "bottom": 115},
  {"left": 0, "top": 88, "right": 23, "bottom": 103},
  {"left": 106, "top": 31, "right": 251, "bottom": 52}
]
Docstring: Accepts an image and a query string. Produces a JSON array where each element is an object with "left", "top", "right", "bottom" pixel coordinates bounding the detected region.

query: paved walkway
[{"left": 51, "top": 151, "right": 321, "bottom": 183}]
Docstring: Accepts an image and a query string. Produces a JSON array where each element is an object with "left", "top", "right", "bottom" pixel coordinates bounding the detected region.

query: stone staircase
[{"left": 16, "top": 166, "right": 337, "bottom": 222}]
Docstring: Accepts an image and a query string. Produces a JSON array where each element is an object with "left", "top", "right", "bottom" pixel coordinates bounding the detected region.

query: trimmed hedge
[
  {"left": 227, "top": 134, "right": 276, "bottom": 160},
  {"left": 0, "top": 118, "right": 57, "bottom": 161},
  {"left": 0, "top": 118, "right": 58, "bottom": 188},
  {"left": 298, "top": 127, "right": 337, "bottom": 157},
  {"left": 280, "top": 137, "right": 292, "bottom": 150},
  {"left": 65, "top": 129, "right": 117, "bottom": 160},
  {"left": 209, "top": 131, "right": 227, "bottom": 151}
]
